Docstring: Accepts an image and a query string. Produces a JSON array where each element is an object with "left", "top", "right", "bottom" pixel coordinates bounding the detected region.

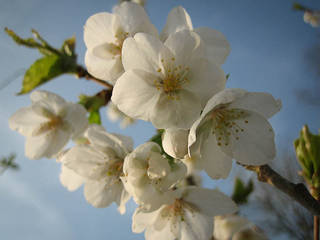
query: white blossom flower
[
  {"left": 107, "top": 102, "right": 135, "bottom": 128},
  {"left": 162, "top": 128, "right": 188, "bottom": 159},
  {"left": 214, "top": 215, "right": 268, "bottom": 240},
  {"left": 304, "top": 11, "right": 320, "bottom": 27},
  {"left": 122, "top": 142, "right": 187, "bottom": 210},
  {"left": 188, "top": 88, "right": 281, "bottom": 179},
  {"left": 63, "top": 124, "right": 133, "bottom": 213},
  {"left": 84, "top": 1, "right": 157, "bottom": 84},
  {"left": 9, "top": 90, "right": 88, "bottom": 160},
  {"left": 132, "top": 186, "right": 238, "bottom": 240},
  {"left": 112, "top": 31, "right": 226, "bottom": 129},
  {"left": 56, "top": 125, "right": 99, "bottom": 192},
  {"left": 161, "top": 6, "right": 230, "bottom": 65}
]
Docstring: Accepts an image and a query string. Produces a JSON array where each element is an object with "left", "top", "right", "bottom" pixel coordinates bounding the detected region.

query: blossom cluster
[{"left": 9, "top": 2, "right": 280, "bottom": 239}]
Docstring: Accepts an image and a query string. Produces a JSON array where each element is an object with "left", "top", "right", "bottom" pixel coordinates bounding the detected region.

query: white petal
[
  {"left": 184, "top": 187, "right": 238, "bottom": 217},
  {"left": 214, "top": 215, "right": 251, "bottom": 240},
  {"left": 162, "top": 129, "right": 188, "bottom": 159},
  {"left": 43, "top": 129, "right": 72, "bottom": 158},
  {"left": 117, "top": 188, "right": 131, "bottom": 214},
  {"left": 229, "top": 91, "right": 281, "bottom": 119},
  {"left": 84, "top": 12, "right": 116, "bottom": 48},
  {"left": 201, "top": 88, "right": 247, "bottom": 117},
  {"left": 132, "top": 207, "right": 162, "bottom": 233},
  {"left": 147, "top": 151, "right": 171, "bottom": 179},
  {"left": 150, "top": 90, "right": 202, "bottom": 129},
  {"left": 181, "top": 210, "right": 213, "bottom": 240},
  {"left": 194, "top": 27, "right": 230, "bottom": 65},
  {"left": 9, "top": 106, "right": 47, "bottom": 137},
  {"left": 84, "top": 179, "right": 123, "bottom": 208},
  {"left": 30, "top": 90, "right": 66, "bottom": 115},
  {"left": 200, "top": 133, "right": 232, "bottom": 179},
  {"left": 25, "top": 135, "right": 52, "bottom": 160},
  {"left": 145, "top": 224, "right": 174, "bottom": 240},
  {"left": 160, "top": 6, "right": 193, "bottom": 41},
  {"left": 164, "top": 30, "right": 204, "bottom": 65},
  {"left": 185, "top": 58, "right": 226, "bottom": 106},
  {"left": 25, "top": 129, "right": 70, "bottom": 159},
  {"left": 85, "top": 49, "right": 123, "bottom": 84},
  {"left": 122, "top": 33, "right": 172, "bottom": 74},
  {"left": 114, "top": 2, "right": 158, "bottom": 36},
  {"left": 63, "top": 145, "right": 107, "bottom": 179},
  {"left": 64, "top": 103, "right": 88, "bottom": 139},
  {"left": 111, "top": 69, "right": 161, "bottom": 121},
  {"left": 222, "top": 110, "right": 276, "bottom": 165},
  {"left": 59, "top": 164, "right": 84, "bottom": 191}
]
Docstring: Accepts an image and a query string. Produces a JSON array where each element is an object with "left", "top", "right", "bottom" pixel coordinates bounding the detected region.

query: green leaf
[
  {"left": 18, "top": 54, "right": 77, "bottom": 94},
  {"left": 231, "top": 178, "right": 254, "bottom": 205},
  {"left": 88, "top": 110, "right": 101, "bottom": 125}
]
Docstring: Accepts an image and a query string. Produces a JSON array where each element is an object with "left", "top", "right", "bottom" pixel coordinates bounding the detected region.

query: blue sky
[{"left": 0, "top": 0, "right": 320, "bottom": 239}]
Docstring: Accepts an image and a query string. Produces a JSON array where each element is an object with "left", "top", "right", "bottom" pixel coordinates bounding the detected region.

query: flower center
[
  {"left": 33, "top": 115, "right": 64, "bottom": 136},
  {"left": 109, "top": 29, "right": 129, "bottom": 58},
  {"left": 107, "top": 160, "right": 124, "bottom": 177},
  {"left": 211, "top": 107, "right": 249, "bottom": 146},
  {"left": 154, "top": 58, "right": 190, "bottom": 100}
]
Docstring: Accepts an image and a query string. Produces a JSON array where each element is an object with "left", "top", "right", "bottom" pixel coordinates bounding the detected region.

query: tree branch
[
  {"left": 76, "top": 65, "right": 113, "bottom": 89},
  {"left": 241, "top": 164, "right": 320, "bottom": 216}
]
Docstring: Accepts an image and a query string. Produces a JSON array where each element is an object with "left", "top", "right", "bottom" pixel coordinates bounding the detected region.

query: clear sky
[{"left": 0, "top": 0, "right": 320, "bottom": 239}]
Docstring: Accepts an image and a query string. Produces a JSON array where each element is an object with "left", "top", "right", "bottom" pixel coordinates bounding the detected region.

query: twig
[
  {"left": 76, "top": 65, "right": 113, "bottom": 89},
  {"left": 241, "top": 164, "right": 320, "bottom": 216},
  {"left": 315, "top": 216, "right": 319, "bottom": 240}
]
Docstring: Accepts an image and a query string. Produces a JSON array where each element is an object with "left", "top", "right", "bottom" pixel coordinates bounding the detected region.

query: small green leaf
[
  {"left": 89, "top": 110, "right": 101, "bottom": 125},
  {"left": 18, "top": 55, "right": 77, "bottom": 94},
  {"left": 293, "top": 3, "right": 307, "bottom": 11},
  {"left": 231, "top": 178, "right": 254, "bottom": 205}
]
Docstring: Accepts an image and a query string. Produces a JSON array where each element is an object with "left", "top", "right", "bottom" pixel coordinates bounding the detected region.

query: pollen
[
  {"left": 154, "top": 58, "right": 191, "bottom": 100},
  {"left": 211, "top": 107, "right": 250, "bottom": 146}
]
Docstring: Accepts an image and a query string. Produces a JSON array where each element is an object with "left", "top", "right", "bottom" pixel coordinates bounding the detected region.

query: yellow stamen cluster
[
  {"left": 211, "top": 107, "right": 250, "bottom": 146},
  {"left": 109, "top": 30, "right": 129, "bottom": 59},
  {"left": 107, "top": 160, "right": 124, "bottom": 177},
  {"left": 34, "top": 115, "right": 64, "bottom": 136},
  {"left": 154, "top": 58, "right": 190, "bottom": 100}
]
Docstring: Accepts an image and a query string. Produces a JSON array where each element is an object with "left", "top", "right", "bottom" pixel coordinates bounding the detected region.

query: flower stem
[
  {"left": 314, "top": 216, "right": 319, "bottom": 240},
  {"left": 75, "top": 65, "right": 114, "bottom": 89},
  {"left": 240, "top": 164, "right": 320, "bottom": 216}
]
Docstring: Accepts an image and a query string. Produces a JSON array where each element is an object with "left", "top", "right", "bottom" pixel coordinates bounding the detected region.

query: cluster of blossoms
[{"left": 9, "top": 2, "right": 280, "bottom": 239}]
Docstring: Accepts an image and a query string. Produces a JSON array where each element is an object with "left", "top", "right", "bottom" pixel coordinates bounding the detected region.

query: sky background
[{"left": 0, "top": 0, "right": 320, "bottom": 239}]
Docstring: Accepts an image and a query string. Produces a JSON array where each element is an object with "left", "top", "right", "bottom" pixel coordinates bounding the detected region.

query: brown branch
[
  {"left": 76, "top": 65, "right": 113, "bottom": 89},
  {"left": 241, "top": 164, "right": 320, "bottom": 216}
]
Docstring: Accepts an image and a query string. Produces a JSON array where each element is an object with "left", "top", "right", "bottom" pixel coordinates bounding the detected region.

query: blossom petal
[
  {"left": 59, "top": 164, "right": 84, "bottom": 191},
  {"left": 184, "top": 187, "right": 238, "bottom": 217},
  {"left": 25, "top": 135, "right": 53, "bottom": 160},
  {"left": 84, "top": 12, "right": 116, "bottom": 48},
  {"left": 63, "top": 145, "right": 108, "bottom": 179},
  {"left": 200, "top": 133, "right": 232, "bottom": 179},
  {"left": 184, "top": 58, "right": 226, "bottom": 106},
  {"left": 229, "top": 91, "right": 281, "bottom": 119},
  {"left": 132, "top": 207, "right": 162, "bottom": 233},
  {"left": 160, "top": 6, "right": 193, "bottom": 41},
  {"left": 162, "top": 129, "right": 188, "bottom": 159},
  {"left": 164, "top": 30, "right": 204, "bottom": 65},
  {"left": 30, "top": 90, "right": 66, "bottom": 115},
  {"left": 150, "top": 90, "right": 202, "bottom": 129},
  {"left": 9, "top": 106, "right": 47, "bottom": 137},
  {"left": 122, "top": 33, "right": 172, "bottom": 74},
  {"left": 113, "top": 2, "right": 158, "bottom": 36},
  {"left": 194, "top": 27, "right": 230, "bottom": 65},
  {"left": 85, "top": 49, "right": 123, "bottom": 84},
  {"left": 64, "top": 103, "right": 88, "bottom": 139},
  {"left": 221, "top": 110, "right": 276, "bottom": 165},
  {"left": 181, "top": 210, "right": 212, "bottom": 240},
  {"left": 84, "top": 179, "right": 123, "bottom": 208},
  {"left": 111, "top": 69, "right": 161, "bottom": 121}
]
